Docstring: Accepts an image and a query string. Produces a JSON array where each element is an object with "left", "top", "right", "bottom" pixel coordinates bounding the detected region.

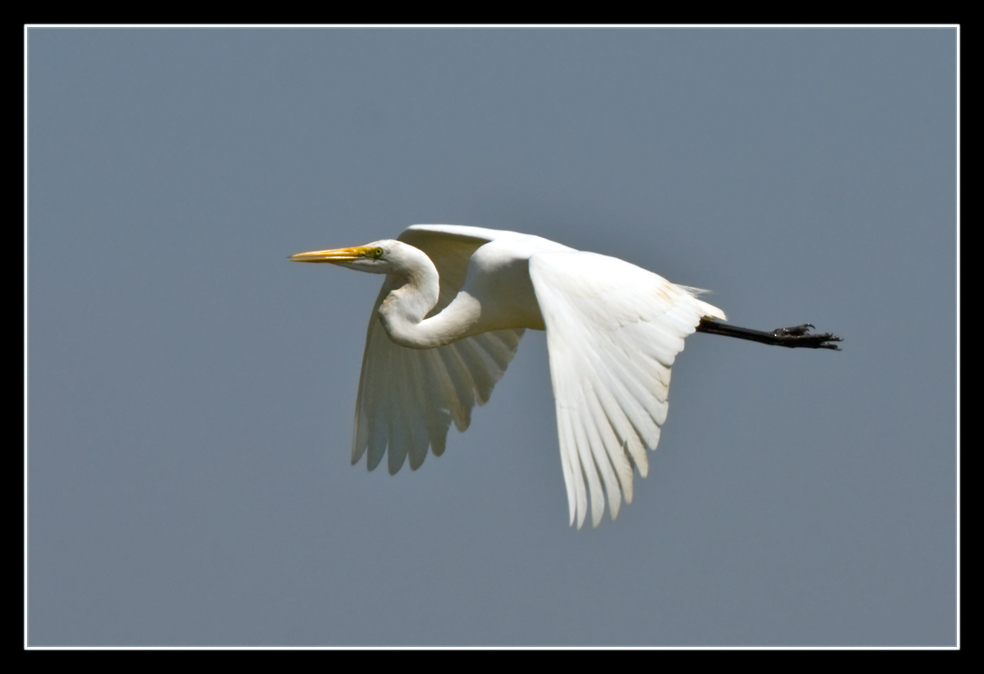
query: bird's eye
[{"left": 370, "top": 247, "right": 383, "bottom": 259}]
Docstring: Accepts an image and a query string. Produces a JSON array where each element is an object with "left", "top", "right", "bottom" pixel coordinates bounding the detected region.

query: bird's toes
[
  {"left": 772, "top": 324, "right": 813, "bottom": 338},
  {"left": 770, "top": 324, "right": 843, "bottom": 349}
]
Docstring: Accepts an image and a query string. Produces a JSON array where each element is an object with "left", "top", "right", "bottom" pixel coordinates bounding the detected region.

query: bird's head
[{"left": 289, "top": 239, "right": 403, "bottom": 274}]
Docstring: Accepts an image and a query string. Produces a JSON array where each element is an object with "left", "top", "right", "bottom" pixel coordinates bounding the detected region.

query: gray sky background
[{"left": 27, "top": 27, "right": 957, "bottom": 646}]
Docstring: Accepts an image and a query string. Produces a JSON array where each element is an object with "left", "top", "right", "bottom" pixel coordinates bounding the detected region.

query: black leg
[{"left": 695, "top": 319, "right": 842, "bottom": 350}]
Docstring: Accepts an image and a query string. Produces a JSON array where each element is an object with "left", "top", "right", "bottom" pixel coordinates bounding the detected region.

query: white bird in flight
[{"left": 290, "top": 224, "right": 840, "bottom": 528}]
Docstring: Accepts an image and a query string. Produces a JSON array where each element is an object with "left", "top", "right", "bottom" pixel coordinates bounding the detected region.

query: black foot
[{"left": 769, "top": 324, "right": 842, "bottom": 350}]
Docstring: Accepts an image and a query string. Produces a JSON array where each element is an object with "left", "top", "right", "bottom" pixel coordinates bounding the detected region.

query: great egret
[{"left": 290, "top": 224, "right": 840, "bottom": 528}]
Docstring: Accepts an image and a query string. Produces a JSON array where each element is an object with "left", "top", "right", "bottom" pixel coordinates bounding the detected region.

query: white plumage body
[{"left": 292, "top": 224, "right": 726, "bottom": 528}]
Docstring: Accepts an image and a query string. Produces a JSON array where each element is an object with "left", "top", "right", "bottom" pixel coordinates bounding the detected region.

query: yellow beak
[{"left": 288, "top": 246, "right": 374, "bottom": 263}]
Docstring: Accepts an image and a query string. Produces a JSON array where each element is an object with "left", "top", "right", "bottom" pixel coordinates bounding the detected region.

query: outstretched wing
[
  {"left": 529, "top": 251, "right": 726, "bottom": 528},
  {"left": 352, "top": 226, "right": 525, "bottom": 474}
]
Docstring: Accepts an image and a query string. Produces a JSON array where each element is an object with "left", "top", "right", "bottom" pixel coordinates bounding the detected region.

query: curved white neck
[{"left": 377, "top": 247, "right": 481, "bottom": 349}]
